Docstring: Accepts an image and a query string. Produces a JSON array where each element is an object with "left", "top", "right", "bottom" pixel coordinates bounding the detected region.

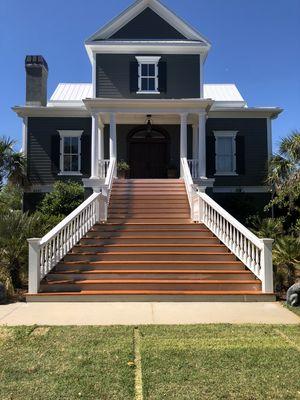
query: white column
[
  {"left": 99, "top": 119, "right": 104, "bottom": 161},
  {"left": 91, "top": 113, "right": 99, "bottom": 178},
  {"left": 192, "top": 124, "right": 198, "bottom": 160},
  {"left": 198, "top": 111, "right": 207, "bottom": 178},
  {"left": 109, "top": 112, "right": 117, "bottom": 160},
  {"left": 180, "top": 113, "right": 188, "bottom": 177}
]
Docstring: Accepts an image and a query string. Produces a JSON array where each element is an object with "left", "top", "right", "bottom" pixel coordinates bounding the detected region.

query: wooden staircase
[{"left": 27, "top": 179, "right": 274, "bottom": 301}]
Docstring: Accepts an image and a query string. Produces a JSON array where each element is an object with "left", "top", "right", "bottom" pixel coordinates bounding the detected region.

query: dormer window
[{"left": 135, "top": 56, "right": 161, "bottom": 94}]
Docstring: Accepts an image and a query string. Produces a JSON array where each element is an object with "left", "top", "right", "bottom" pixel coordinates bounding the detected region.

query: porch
[{"left": 83, "top": 97, "right": 215, "bottom": 186}]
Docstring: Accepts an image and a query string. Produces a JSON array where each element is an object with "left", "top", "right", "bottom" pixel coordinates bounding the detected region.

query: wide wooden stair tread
[{"left": 28, "top": 179, "right": 272, "bottom": 302}]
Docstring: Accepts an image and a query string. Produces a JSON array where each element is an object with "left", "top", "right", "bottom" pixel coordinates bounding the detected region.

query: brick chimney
[{"left": 25, "top": 55, "right": 48, "bottom": 106}]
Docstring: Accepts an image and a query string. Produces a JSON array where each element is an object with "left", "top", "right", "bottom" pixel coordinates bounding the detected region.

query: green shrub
[{"left": 38, "top": 180, "right": 84, "bottom": 217}]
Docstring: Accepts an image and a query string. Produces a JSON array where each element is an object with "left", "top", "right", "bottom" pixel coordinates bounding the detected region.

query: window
[
  {"left": 214, "top": 131, "right": 238, "bottom": 175},
  {"left": 136, "top": 56, "right": 161, "bottom": 94},
  {"left": 58, "top": 130, "right": 83, "bottom": 175}
]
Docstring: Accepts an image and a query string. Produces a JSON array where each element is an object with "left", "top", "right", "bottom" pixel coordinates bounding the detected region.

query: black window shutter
[
  {"left": 206, "top": 135, "right": 215, "bottom": 177},
  {"left": 51, "top": 134, "right": 60, "bottom": 175},
  {"left": 129, "top": 61, "right": 139, "bottom": 92},
  {"left": 158, "top": 61, "right": 167, "bottom": 93},
  {"left": 80, "top": 134, "right": 91, "bottom": 176},
  {"left": 236, "top": 135, "right": 245, "bottom": 174}
]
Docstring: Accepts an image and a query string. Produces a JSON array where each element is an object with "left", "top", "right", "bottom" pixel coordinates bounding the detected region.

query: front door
[{"left": 128, "top": 128, "right": 169, "bottom": 179}]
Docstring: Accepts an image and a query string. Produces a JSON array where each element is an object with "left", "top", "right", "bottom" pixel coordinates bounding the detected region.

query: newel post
[
  {"left": 260, "top": 238, "right": 274, "bottom": 293},
  {"left": 27, "top": 238, "right": 41, "bottom": 294}
]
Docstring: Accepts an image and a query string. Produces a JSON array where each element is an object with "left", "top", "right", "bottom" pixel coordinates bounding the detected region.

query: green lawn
[
  {"left": 0, "top": 326, "right": 134, "bottom": 400},
  {"left": 0, "top": 325, "right": 299, "bottom": 400}
]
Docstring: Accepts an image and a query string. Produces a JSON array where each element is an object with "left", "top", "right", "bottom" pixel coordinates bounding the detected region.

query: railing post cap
[
  {"left": 27, "top": 238, "right": 41, "bottom": 243},
  {"left": 260, "top": 238, "right": 274, "bottom": 243}
]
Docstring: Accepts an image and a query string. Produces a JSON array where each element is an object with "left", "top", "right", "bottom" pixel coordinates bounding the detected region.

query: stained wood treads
[{"left": 33, "top": 179, "right": 269, "bottom": 301}]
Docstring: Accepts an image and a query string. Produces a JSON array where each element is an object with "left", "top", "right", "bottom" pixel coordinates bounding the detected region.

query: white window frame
[
  {"left": 58, "top": 130, "right": 83, "bottom": 176},
  {"left": 213, "top": 131, "right": 238, "bottom": 176},
  {"left": 135, "top": 56, "right": 161, "bottom": 94}
]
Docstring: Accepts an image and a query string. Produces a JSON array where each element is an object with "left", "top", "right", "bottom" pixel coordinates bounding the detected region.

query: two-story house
[{"left": 13, "top": 0, "right": 281, "bottom": 302}]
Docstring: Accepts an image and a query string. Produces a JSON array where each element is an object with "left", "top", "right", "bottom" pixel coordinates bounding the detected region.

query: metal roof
[
  {"left": 49, "top": 82, "right": 246, "bottom": 107},
  {"left": 204, "top": 84, "right": 245, "bottom": 102}
]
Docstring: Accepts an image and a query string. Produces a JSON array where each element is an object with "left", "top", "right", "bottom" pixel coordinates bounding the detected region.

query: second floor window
[
  {"left": 136, "top": 56, "right": 161, "bottom": 94},
  {"left": 58, "top": 130, "right": 83, "bottom": 175}
]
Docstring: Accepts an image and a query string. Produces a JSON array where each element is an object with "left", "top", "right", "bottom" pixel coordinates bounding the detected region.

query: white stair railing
[
  {"left": 181, "top": 157, "right": 274, "bottom": 293},
  {"left": 27, "top": 158, "right": 116, "bottom": 294}
]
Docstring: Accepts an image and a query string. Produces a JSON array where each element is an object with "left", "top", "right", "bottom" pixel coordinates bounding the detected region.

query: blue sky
[{"left": 1, "top": 0, "right": 299, "bottom": 151}]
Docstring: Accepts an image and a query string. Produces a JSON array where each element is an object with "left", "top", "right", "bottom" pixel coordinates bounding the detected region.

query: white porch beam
[
  {"left": 198, "top": 111, "right": 207, "bottom": 178},
  {"left": 90, "top": 113, "right": 99, "bottom": 179},
  {"left": 109, "top": 112, "right": 117, "bottom": 160},
  {"left": 180, "top": 113, "right": 188, "bottom": 177}
]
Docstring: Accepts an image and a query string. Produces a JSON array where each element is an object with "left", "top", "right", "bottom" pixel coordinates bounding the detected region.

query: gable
[{"left": 109, "top": 7, "right": 187, "bottom": 40}]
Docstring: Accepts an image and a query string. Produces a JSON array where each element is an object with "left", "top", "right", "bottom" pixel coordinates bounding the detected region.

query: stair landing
[{"left": 27, "top": 179, "right": 275, "bottom": 302}]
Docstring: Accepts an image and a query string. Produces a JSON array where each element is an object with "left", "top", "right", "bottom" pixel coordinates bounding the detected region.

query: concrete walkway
[{"left": 0, "top": 302, "right": 299, "bottom": 325}]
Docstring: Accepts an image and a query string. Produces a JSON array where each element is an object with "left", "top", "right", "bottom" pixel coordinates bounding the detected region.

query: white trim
[
  {"left": 85, "top": 42, "right": 208, "bottom": 63},
  {"left": 21, "top": 117, "right": 28, "bottom": 156},
  {"left": 85, "top": 0, "right": 211, "bottom": 45},
  {"left": 214, "top": 131, "right": 238, "bottom": 176},
  {"left": 136, "top": 56, "right": 161, "bottom": 94},
  {"left": 92, "top": 53, "right": 96, "bottom": 98},
  {"left": 58, "top": 130, "right": 83, "bottom": 175},
  {"left": 199, "top": 54, "right": 204, "bottom": 98},
  {"left": 267, "top": 117, "right": 272, "bottom": 160}
]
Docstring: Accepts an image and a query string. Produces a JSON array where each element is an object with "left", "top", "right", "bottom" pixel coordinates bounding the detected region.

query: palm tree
[
  {"left": 0, "top": 210, "right": 42, "bottom": 289},
  {"left": 0, "top": 137, "right": 27, "bottom": 189},
  {"left": 273, "top": 236, "right": 300, "bottom": 287},
  {"left": 267, "top": 131, "right": 300, "bottom": 213}
]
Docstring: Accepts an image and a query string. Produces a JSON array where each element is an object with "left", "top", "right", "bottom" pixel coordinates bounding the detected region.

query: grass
[
  {"left": 0, "top": 325, "right": 299, "bottom": 400},
  {"left": 0, "top": 326, "right": 134, "bottom": 400},
  {"left": 140, "top": 325, "right": 300, "bottom": 400}
]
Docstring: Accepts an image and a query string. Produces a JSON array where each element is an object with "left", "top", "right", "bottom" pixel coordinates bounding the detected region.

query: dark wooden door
[{"left": 130, "top": 141, "right": 167, "bottom": 178}]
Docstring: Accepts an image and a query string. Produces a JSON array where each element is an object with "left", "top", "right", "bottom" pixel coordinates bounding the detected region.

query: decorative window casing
[
  {"left": 58, "top": 130, "right": 83, "bottom": 175},
  {"left": 135, "top": 56, "right": 161, "bottom": 94},
  {"left": 214, "top": 131, "right": 238, "bottom": 176}
]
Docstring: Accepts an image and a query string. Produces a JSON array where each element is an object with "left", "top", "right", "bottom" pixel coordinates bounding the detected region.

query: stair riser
[
  {"left": 47, "top": 272, "right": 255, "bottom": 280},
  {"left": 40, "top": 282, "right": 261, "bottom": 292},
  {"left": 92, "top": 224, "right": 207, "bottom": 231},
  {"left": 108, "top": 214, "right": 191, "bottom": 219},
  {"left": 56, "top": 262, "right": 244, "bottom": 271},
  {"left": 109, "top": 206, "right": 190, "bottom": 211},
  {"left": 80, "top": 237, "right": 219, "bottom": 244},
  {"left": 108, "top": 219, "right": 192, "bottom": 224},
  {"left": 86, "top": 231, "right": 213, "bottom": 238},
  {"left": 64, "top": 253, "right": 236, "bottom": 261},
  {"left": 72, "top": 246, "right": 227, "bottom": 253}
]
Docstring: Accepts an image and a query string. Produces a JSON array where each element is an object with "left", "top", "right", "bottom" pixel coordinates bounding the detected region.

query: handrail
[
  {"left": 181, "top": 158, "right": 195, "bottom": 218},
  {"left": 27, "top": 158, "right": 117, "bottom": 294},
  {"left": 181, "top": 157, "right": 273, "bottom": 293}
]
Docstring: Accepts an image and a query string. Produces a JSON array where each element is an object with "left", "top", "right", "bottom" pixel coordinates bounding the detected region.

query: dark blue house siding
[
  {"left": 108, "top": 7, "right": 187, "bottom": 40},
  {"left": 206, "top": 118, "right": 269, "bottom": 187},
  {"left": 96, "top": 54, "right": 200, "bottom": 99},
  {"left": 27, "top": 117, "right": 92, "bottom": 185}
]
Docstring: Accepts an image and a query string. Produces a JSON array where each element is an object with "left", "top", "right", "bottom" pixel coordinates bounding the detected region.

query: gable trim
[{"left": 86, "top": 0, "right": 211, "bottom": 46}]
